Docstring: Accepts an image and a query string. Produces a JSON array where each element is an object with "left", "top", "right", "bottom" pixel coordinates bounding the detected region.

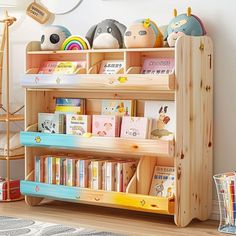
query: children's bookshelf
[{"left": 20, "top": 35, "right": 213, "bottom": 227}]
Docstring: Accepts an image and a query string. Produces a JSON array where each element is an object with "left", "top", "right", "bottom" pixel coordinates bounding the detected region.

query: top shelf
[{"left": 27, "top": 46, "right": 175, "bottom": 55}]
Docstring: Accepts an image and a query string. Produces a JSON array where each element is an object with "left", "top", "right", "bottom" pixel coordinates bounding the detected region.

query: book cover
[
  {"left": 116, "top": 162, "right": 123, "bottom": 192},
  {"left": 47, "top": 157, "right": 56, "bottom": 185},
  {"left": 66, "top": 159, "right": 76, "bottom": 186},
  {"left": 55, "top": 157, "right": 65, "bottom": 185},
  {"left": 149, "top": 166, "right": 175, "bottom": 197},
  {"left": 35, "top": 156, "right": 40, "bottom": 182},
  {"left": 79, "top": 159, "right": 90, "bottom": 188},
  {"left": 66, "top": 115, "right": 91, "bottom": 136},
  {"left": 101, "top": 100, "right": 135, "bottom": 117},
  {"left": 90, "top": 160, "right": 103, "bottom": 190},
  {"left": 120, "top": 117, "right": 150, "bottom": 139},
  {"left": 35, "top": 156, "right": 46, "bottom": 183},
  {"left": 55, "top": 98, "right": 85, "bottom": 115},
  {"left": 38, "top": 61, "right": 86, "bottom": 74},
  {"left": 99, "top": 60, "right": 124, "bottom": 74},
  {"left": 38, "top": 113, "right": 65, "bottom": 134},
  {"left": 144, "top": 101, "right": 175, "bottom": 140},
  {"left": 92, "top": 115, "right": 121, "bottom": 137},
  {"left": 105, "top": 161, "right": 117, "bottom": 191},
  {"left": 141, "top": 58, "right": 175, "bottom": 75},
  {"left": 123, "top": 161, "right": 137, "bottom": 192}
]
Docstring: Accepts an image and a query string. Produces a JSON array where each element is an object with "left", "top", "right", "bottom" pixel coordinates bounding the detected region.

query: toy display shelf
[
  {"left": 20, "top": 180, "right": 174, "bottom": 215},
  {"left": 22, "top": 36, "right": 213, "bottom": 227},
  {"left": 20, "top": 124, "right": 174, "bottom": 158}
]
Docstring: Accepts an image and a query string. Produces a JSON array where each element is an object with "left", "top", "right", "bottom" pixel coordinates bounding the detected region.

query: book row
[
  {"left": 37, "top": 58, "right": 175, "bottom": 75},
  {"left": 38, "top": 98, "right": 175, "bottom": 140},
  {"left": 35, "top": 155, "right": 138, "bottom": 192}
]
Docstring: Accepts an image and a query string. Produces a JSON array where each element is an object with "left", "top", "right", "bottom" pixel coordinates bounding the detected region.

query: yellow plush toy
[{"left": 124, "top": 18, "right": 163, "bottom": 48}]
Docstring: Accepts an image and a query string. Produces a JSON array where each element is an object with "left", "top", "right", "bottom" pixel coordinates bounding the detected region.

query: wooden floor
[{"left": 0, "top": 200, "right": 221, "bottom": 236}]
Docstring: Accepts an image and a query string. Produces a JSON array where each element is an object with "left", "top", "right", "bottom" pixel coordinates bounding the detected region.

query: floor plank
[{"left": 0, "top": 200, "right": 221, "bottom": 236}]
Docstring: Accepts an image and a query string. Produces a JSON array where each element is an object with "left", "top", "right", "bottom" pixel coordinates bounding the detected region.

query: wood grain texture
[
  {"left": 175, "top": 36, "right": 213, "bottom": 227},
  {"left": 0, "top": 200, "right": 221, "bottom": 236}
]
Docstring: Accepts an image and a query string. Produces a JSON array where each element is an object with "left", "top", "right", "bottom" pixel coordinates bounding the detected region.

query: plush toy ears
[
  {"left": 85, "top": 24, "right": 97, "bottom": 47},
  {"left": 173, "top": 7, "right": 192, "bottom": 17}
]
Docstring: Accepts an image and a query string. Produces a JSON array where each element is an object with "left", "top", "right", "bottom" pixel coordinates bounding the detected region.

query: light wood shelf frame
[{"left": 21, "top": 35, "right": 213, "bottom": 227}]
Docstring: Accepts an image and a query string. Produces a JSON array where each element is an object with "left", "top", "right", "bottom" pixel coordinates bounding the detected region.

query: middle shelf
[{"left": 20, "top": 131, "right": 174, "bottom": 157}]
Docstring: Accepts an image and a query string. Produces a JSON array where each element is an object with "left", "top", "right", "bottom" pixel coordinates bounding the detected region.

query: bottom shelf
[{"left": 20, "top": 180, "right": 174, "bottom": 215}]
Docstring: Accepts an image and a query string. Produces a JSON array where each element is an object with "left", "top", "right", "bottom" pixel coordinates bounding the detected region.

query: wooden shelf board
[
  {"left": 20, "top": 180, "right": 174, "bottom": 215},
  {"left": 20, "top": 132, "right": 174, "bottom": 158},
  {"left": 0, "top": 154, "right": 24, "bottom": 160},
  {"left": 21, "top": 73, "right": 175, "bottom": 91},
  {"left": 0, "top": 114, "right": 24, "bottom": 122},
  {"left": 27, "top": 47, "right": 175, "bottom": 55}
]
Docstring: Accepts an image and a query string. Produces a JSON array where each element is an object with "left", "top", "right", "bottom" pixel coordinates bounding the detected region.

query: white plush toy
[{"left": 40, "top": 25, "right": 71, "bottom": 51}]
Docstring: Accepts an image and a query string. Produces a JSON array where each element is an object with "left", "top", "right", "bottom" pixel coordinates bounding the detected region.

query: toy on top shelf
[
  {"left": 124, "top": 18, "right": 163, "bottom": 48},
  {"left": 167, "top": 7, "right": 206, "bottom": 47},
  {"left": 40, "top": 25, "right": 71, "bottom": 50},
  {"left": 61, "top": 35, "right": 91, "bottom": 50},
  {"left": 85, "top": 19, "right": 127, "bottom": 49}
]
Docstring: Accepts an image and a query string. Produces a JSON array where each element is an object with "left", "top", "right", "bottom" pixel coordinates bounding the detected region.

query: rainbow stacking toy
[{"left": 61, "top": 35, "right": 90, "bottom": 50}]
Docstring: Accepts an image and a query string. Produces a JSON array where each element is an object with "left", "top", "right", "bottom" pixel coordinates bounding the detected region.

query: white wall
[{"left": 1, "top": 0, "right": 236, "bottom": 199}]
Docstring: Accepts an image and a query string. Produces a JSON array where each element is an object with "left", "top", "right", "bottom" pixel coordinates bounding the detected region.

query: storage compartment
[
  {"left": 88, "top": 51, "right": 124, "bottom": 74},
  {"left": 126, "top": 50, "right": 175, "bottom": 75}
]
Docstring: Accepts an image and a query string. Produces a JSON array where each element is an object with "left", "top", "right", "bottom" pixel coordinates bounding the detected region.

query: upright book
[
  {"left": 149, "top": 166, "right": 175, "bottom": 198},
  {"left": 101, "top": 100, "right": 136, "bottom": 117},
  {"left": 144, "top": 101, "right": 175, "bottom": 140},
  {"left": 99, "top": 60, "right": 124, "bottom": 74}
]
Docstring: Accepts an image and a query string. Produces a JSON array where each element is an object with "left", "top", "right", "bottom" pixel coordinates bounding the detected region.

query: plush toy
[
  {"left": 41, "top": 25, "right": 71, "bottom": 51},
  {"left": 124, "top": 18, "right": 163, "bottom": 48},
  {"left": 167, "top": 7, "right": 206, "bottom": 47},
  {"left": 85, "top": 19, "right": 126, "bottom": 49}
]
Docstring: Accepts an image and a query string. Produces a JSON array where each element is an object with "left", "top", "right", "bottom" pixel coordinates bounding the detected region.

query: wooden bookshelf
[{"left": 20, "top": 36, "right": 213, "bottom": 227}]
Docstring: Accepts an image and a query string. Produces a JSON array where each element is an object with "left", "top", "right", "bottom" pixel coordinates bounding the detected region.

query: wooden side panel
[{"left": 175, "top": 36, "right": 213, "bottom": 227}]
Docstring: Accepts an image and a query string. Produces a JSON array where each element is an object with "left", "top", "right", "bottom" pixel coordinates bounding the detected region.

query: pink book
[
  {"left": 120, "top": 117, "right": 150, "bottom": 139},
  {"left": 92, "top": 115, "right": 120, "bottom": 137},
  {"left": 141, "top": 58, "right": 175, "bottom": 75}
]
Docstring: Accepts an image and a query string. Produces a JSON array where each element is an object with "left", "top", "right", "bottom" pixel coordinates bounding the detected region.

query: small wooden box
[{"left": 0, "top": 179, "right": 21, "bottom": 201}]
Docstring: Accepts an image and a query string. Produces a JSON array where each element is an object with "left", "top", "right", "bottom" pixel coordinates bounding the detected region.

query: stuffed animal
[
  {"left": 85, "top": 19, "right": 126, "bottom": 49},
  {"left": 124, "top": 18, "right": 163, "bottom": 48},
  {"left": 41, "top": 25, "right": 71, "bottom": 50},
  {"left": 167, "top": 7, "right": 206, "bottom": 47}
]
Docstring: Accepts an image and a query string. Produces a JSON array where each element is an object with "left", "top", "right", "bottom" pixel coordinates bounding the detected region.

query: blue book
[{"left": 56, "top": 98, "right": 83, "bottom": 107}]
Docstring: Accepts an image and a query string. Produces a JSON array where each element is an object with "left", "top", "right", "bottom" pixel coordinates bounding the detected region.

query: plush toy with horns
[{"left": 167, "top": 7, "right": 206, "bottom": 47}]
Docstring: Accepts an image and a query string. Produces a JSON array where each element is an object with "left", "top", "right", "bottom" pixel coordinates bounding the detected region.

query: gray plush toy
[{"left": 86, "top": 19, "right": 126, "bottom": 49}]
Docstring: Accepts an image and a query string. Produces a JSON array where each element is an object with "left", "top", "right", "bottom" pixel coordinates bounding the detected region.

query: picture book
[
  {"left": 101, "top": 100, "right": 136, "bottom": 117},
  {"left": 55, "top": 157, "right": 65, "bottom": 185},
  {"left": 66, "top": 115, "right": 91, "bottom": 136},
  {"left": 141, "top": 58, "right": 175, "bottom": 74},
  {"left": 123, "top": 161, "right": 137, "bottom": 192},
  {"left": 99, "top": 60, "right": 124, "bottom": 74},
  {"left": 55, "top": 98, "right": 85, "bottom": 115},
  {"left": 92, "top": 115, "right": 121, "bottom": 137},
  {"left": 38, "top": 61, "right": 86, "bottom": 74},
  {"left": 66, "top": 159, "right": 76, "bottom": 186},
  {"left": 38, "top": 113, "right": 65, "bottom": 134},
  {"left": 104, "top": 161, "right": 117, "bottom": 191},
  {"left": 149, "top": 166, "right": 175, "bottom": 197},
  {"left": 46, "top": 156, "right": 56, "bottom": 185},
  {"left": 120, "top": 117, "right": 150, "bottom": 139},
  {"left": 90, "top": 160, "right": 103, "bottom": 190},
  {"left": 35, "top": 156, "right": 45, "bottom": 183},
  {"left": 116, "top": 161, "right": 123, "bottom": 192},
  {"left": 144, "top": 101, "right": 175, "bottom": 140},
  {"left": 79, "top": 159, "right": 90, "bottom": 188}
]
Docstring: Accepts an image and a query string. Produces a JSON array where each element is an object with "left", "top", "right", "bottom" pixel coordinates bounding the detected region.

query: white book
[{"left": 144, "top": 101, "right": 175, "bottom": 140}]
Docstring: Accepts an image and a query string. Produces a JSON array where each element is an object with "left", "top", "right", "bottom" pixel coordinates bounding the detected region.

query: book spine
[
  {"left": 63, "top": 159, "right": 67, "bottom": 185},
  {"left": 35, "top": 156, "right": 40, "bottom": 182},
  {"left": 66, "top": 159, "right": 75, "bottom": 186},
  {"left": 116, "top": 163, "right": 123, "bottom": 192},
  {"left": 79, "top": 160, "right": 89, "bottom": 188},
  {"left": 55, "top": 158, "right": 64, "bottom": 185},
  {"left": 75, "top": 160, "right": 80, "bottom": 187},
  {"left": 105, "top": 162, "right": 115, "bottom": 191}
]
